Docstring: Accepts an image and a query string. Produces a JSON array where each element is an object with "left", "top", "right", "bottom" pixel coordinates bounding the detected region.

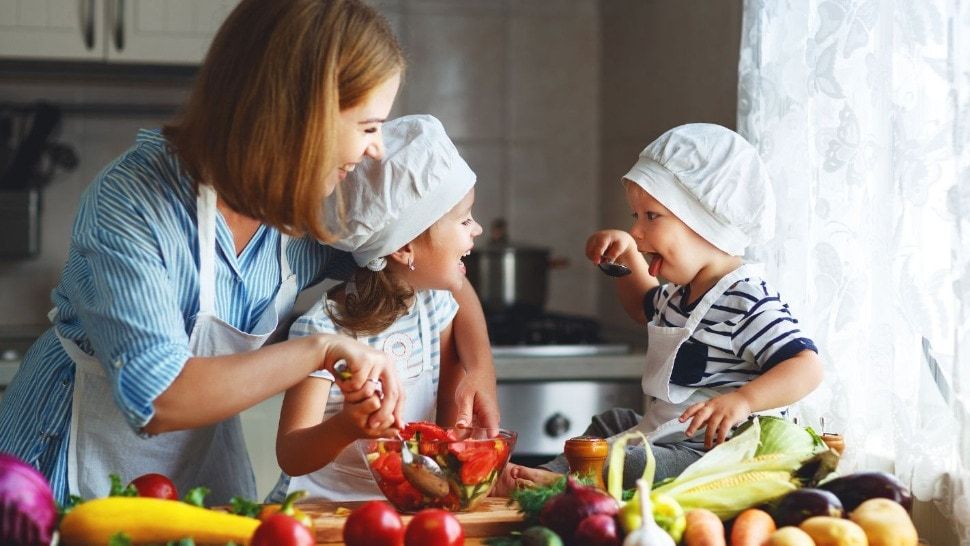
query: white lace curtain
[{"left": 738, "top": 0, "right": 970, "bottom": 540}]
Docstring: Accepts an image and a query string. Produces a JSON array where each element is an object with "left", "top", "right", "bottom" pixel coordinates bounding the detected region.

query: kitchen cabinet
[{"left": 0, "top": 0, "right": 239, "bottom": 65}]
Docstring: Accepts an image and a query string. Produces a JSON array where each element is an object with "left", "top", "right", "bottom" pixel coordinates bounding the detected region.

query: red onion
[
  {"left": 0, "top": 453, "right": 57, "bottom": 546},
  {"left": 539, "top": 476, "right": 619, "bottom": 545},
  {"left": 574, "top": 513, "right": 622, "bottom": 546}
]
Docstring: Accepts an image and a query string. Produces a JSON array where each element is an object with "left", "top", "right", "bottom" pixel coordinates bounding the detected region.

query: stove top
[{"left": 485, "top": 309, "right": 604, "bottom": 346}]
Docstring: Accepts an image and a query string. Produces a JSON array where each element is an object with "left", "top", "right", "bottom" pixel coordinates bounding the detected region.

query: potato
[
  {"left": 849, "top": 498, "right": 918, "bottom": 546},
  {"left": 768, "top": 526, "right": 816, "bottom": 546},
  {"left": 800, "top": 516, "right": 868, "bottom": 546}
]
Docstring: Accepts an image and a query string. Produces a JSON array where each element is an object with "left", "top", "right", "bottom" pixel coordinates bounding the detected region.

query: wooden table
[{"left": 299, "top": 497, "right": 524, "bottom": 545}]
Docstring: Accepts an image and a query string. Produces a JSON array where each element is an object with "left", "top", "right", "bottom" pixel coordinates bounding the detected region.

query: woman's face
[
  {"left": 408, "top": 189, "right": 482, "bottom": 293},
  {"left": 624, "top": 181, "right": 720, "bottom": 285},
  {"left": 328, "top": 71, "right": 402, "bottom": 195}
]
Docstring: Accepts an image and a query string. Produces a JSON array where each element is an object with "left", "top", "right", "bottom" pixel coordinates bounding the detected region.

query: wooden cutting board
[{"left": 299, "top": 497, "right": 525, "bottom": 544}]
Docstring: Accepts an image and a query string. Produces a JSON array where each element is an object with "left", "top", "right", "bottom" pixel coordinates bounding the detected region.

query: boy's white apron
[
  {"left": 285, "top": 295, "right": 437, "bottom": 501},
  {"left": 635, "top": 263, "right": 781, "bottom": 442},
  {"left": 54, "top": 184, "right": 297, "bottom": 504}
]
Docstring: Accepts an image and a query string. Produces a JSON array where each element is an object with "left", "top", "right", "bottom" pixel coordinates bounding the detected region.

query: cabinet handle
[
  {"left": 113, "top": 0, "right": 125, "bottom": 52},
  {"left": 81, "top": 0, "right": 95, "bottom": 50}
]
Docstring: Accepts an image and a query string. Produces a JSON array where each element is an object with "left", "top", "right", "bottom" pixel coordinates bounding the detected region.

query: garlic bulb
[{"left": 622, "top": 479, "right": 675, "bottom": 546}]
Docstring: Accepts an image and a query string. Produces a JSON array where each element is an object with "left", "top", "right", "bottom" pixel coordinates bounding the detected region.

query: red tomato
[
  {"left": 405, "top": 509, "right": 464, "bottom": 546},
  {"left": 343, "top": 500, "right": 405, "bottom": 546},
  {"left": 460, "top": 449, "right": 498, "bottom": 485},
  {"left": 401, "top": 421, "right": 448, "bottom": 442},
  {"left": 373, "top": 451, "right": 406, "bottom": 484},
  {"left": 251, "top": 512, "right": 315, "bottom": 546},
  {"left": 128, "top": 473, "right": 178, "bottom": 500}
]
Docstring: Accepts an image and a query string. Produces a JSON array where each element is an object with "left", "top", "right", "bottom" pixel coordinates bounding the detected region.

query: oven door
[{"left": 497, "top": 379, "right": 644, "bottom": 465}]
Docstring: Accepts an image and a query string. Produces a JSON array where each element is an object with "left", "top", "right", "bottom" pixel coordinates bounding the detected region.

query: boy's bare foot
[{"left": 490, "top": 463, "right": 563, "bottom": 497}]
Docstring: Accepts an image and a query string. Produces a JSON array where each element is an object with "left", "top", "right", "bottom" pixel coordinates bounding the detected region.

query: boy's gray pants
[{"left": 539, "top": 408, "right": 706, "bottom": 489}]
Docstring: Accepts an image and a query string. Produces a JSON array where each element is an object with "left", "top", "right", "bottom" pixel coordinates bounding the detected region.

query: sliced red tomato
[
  {"left": 455, "top": 444, "right": 496, "bottom": 462},
  {"left": 460, "top": 449, "right": 498, "bottom": 485},
  {"left": 401, "top": 422, "right": 448, "bottom": 442},
  {"left": 388, "top": 480, "right": 425, "bottom": 511},
  {"left": 372, "top": 452, "right": 405, "bottom": 484}
]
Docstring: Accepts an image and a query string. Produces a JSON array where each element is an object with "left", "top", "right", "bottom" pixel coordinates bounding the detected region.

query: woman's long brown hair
[{"left": 163, "top": 0, "right": 404, "bottom": 242}]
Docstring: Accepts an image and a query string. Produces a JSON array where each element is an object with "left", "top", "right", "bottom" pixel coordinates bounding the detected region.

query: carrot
[
  {"left": 684, "top": 508, "right": 727, "bottom": 546},
  {"left": 730, "top": 508, "right": 777, "bottom": 546}
]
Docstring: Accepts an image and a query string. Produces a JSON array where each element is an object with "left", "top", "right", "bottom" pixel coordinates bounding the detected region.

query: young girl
[
  {"left": 499, "top": 123, "right": 824, "bottom": 493},
  {"left": 270, "top": 115, "right": 483, "bottom": 501}
]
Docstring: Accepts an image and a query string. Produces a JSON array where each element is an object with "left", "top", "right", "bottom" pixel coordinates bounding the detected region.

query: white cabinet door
[
  {"left": 105, "top": 0, "right": 239, "bottom": 65},
  {"left": 0, "top": 0, "right": 104, "bottom": 60}
]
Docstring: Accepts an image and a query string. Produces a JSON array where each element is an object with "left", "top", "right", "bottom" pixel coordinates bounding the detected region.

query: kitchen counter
[{"left": 493, "top": 347, "right": 644, "bottom": 381}]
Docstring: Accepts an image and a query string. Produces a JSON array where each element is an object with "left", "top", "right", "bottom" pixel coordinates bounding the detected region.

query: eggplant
[
  {"left": 818, "top": 471, "right": 913, "bottom": 512},
  {"left": 772, "top": 488, "right": 844, "bottom": 527}
]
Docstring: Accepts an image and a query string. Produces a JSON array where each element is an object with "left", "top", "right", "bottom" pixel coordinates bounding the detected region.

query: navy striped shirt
[
  {"left": 0, "top": 129, "right": 355, "bottom": 504},
  {"left": 643, "top": 276, "right": 817, "bottom": 389}
]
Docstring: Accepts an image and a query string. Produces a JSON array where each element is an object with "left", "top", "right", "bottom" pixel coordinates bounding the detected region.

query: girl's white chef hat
[
  {"left": 326, "top": 114, "right": 476, "bottom": 271},
  {"left": 622, "top": 123, "right": 775, "bottom": 256}
]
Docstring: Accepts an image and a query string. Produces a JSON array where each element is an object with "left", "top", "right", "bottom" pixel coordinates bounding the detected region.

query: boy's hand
[
  {"left": 679, "top": 391, "right": 752, "bottom": 449},
  {"left": 490, "top": 463, "right": 561, "bottom": 497},
  {"left": 585, "top": 230, "right": 638, "bottom": 266}
]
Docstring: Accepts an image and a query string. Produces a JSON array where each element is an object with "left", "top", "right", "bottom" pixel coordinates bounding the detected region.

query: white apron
[
  {"left": 286, "top": 295, "right": 438, "bottom": 501},
  {"left": 57, "top": 184, "right": 298, "bottom": 504},
  {"left": 636, "top": 263, "right": 782, "bottom": 442}
]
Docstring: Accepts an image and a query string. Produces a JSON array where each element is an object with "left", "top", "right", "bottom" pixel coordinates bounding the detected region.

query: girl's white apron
[
  {"left": 55, "top": 184, "right": 297, "bottom": 503},
  {"left": 635, "top": 263, "right": 782, "bottom": 442},
  {"left": 286, "top": 295, "right": 437, "bottom": 501}
]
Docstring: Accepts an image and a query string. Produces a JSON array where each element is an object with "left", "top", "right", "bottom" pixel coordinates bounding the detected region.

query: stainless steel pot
[{"left": 464, "top": 219, "right": 563, "bottom": 313}]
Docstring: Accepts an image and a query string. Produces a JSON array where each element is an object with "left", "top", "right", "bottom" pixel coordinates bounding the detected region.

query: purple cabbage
[{"left": 0, "top": 452, "right": 57, "bottom": 546}]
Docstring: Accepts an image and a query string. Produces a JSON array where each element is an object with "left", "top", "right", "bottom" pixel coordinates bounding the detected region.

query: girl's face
[
  {"left": 624, "top": 181, "right": 723, "bottom": 286},
  {"left": 407, "top": 189, "right": 482, "bottom": 293},
  {"left": 328, "top": 71, "right": 402, "bottom": 195}
]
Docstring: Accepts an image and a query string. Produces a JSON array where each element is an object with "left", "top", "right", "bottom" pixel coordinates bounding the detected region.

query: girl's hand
[
  {"left": 679, "top": 392, "right": 752, "bottom": 449},
  {"left": 337, "top": 388, "right": 394, "bottom": 438},
  {"left": 585, "top": 230, "right": 638, "bottom": 265},
  {"left": 316, "top": 334, "right": 403, "bottom": 430}
]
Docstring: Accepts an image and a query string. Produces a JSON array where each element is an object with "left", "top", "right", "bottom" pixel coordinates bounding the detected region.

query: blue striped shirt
[
  {"left": 0, "top": 129, "right": 355, "bottom": 504},
  {"left": 643, "top": 275, "right": 817, "bottom": 389}
]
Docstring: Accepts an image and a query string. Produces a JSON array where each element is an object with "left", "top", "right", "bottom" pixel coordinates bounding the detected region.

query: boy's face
[
  {"left": 623, "top": 181, "right": 723, "bottom": 285},
  {"left": 408, "top": 189, "right": 483, "bottom": 292}
]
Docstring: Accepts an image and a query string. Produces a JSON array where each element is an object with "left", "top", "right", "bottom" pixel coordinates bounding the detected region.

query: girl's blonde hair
[
  {"left": 163, "top": 0, "right": 404, "bottom": 241},
  {"left": 329, "top": 231, "right": 433, "bottom": 335}
]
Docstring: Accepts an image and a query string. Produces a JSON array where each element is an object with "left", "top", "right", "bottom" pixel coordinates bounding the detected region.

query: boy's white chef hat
[
  {"left": 326, "top": 114, "right": 476, "bottom": 271},
  {"left": 622, "top": 123, "right": 775, "bottom": 256}
]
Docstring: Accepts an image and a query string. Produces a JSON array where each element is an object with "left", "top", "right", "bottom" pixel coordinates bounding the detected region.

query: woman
[{"left": 0, "top": 0, "right": 497, "bottom": 505}]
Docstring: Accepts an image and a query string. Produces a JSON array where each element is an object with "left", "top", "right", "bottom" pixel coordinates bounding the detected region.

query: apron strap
[
  {"left": 197, "top": 185, "right": 218, "bottom": 316},
  {"left": 415, "top": 294, "right": 433, "bottom": 373}
]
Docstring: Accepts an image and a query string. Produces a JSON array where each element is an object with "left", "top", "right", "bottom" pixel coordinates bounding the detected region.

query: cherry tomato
[
  {"left": 343, "top": 500, "right": 405, "bottom": 546},
  {"left": 128, "top": 473, "right": 178, "bottom": 500},
  {"left": 405, "top": 509, "right": 464, "bottom": 546},
  {"left": 251, "top": 512, "right": 315, "bottom": 546}
]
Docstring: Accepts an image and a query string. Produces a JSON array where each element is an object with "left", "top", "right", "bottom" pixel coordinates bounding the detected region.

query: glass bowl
[{"left": 357, "top": 425, "right": 517, "bottom": 512}]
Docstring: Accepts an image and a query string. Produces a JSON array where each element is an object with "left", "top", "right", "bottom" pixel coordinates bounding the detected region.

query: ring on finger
[{"left": 367, "top": 378, "right": 385, "bottom": 399}]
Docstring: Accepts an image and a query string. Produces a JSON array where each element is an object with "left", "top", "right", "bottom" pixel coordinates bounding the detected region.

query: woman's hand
[
  {"left": 453, "top": 365, "right": 500, "bottom": 429},
  {"left": 585, "top": 229, "right": 638, "bottom": 266},
  {"left": 337, "top": 386, "right": 395, "bottom": 439},
  {"left": 316, "top": 334, "right": 403, "bottom": 430}
]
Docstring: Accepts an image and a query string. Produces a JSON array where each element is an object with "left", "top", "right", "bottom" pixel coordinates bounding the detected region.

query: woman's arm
[
  {"left": 145, "top": 333, "right": 399, "bottom": 434},
  {"left": 435, "top": 322, "right": 462, "bottom": 427},
  {"left": 449, "top": 282, "right": 500, "bottom": 429}
]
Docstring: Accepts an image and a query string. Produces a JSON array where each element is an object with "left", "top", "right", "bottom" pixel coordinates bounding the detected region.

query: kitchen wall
[
  {"left": 0, "top": 0, "right": 602, "bottom": 329},
  {"left": 597, "top": 0, "right": 742, "bottom": 332},
  {"left": 0, "top": 0, "right": 741, "bottom": 332}
]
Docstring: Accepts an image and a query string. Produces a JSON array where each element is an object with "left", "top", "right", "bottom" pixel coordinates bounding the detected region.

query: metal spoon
[
  {"left": 598, "top": 257, "right": 631, "bottom": 277},
  {"left": 398, "top": 433, "right": 450, "bottom": 498}
]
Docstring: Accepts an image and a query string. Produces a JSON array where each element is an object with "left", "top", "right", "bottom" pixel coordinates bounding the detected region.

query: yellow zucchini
[{"left": 59, "top": 496, "right": 261, "bottom": 545}]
